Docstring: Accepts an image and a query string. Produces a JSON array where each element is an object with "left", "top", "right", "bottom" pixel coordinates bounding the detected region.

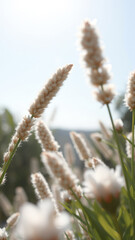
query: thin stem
[
  {"left": 121, "top": 133, "right": 135, "bottom": 147},
  {"left": 131, "top": 110, "right": 135, "bottom": 180},
  {"left": 106, "top": 104, "right": 129, "bottom": 188},
  {"left": 0, "top": 139, "right": 21, "bottom": 185}
]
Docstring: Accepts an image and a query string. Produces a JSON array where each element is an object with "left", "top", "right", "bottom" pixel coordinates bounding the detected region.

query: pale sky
[{"left": 0, "top": 0, "right": 135, "bottom": 130}]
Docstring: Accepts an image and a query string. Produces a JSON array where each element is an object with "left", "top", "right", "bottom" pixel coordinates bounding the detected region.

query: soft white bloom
[
  {"left": 0, "top": 228, "right": 8, "bottom": 240},
  {"left": 83, "top": 165, "right": 124, "bottom": 202},
  {"left": 13, "top": 199, "right": 70, "bottom": 240}
]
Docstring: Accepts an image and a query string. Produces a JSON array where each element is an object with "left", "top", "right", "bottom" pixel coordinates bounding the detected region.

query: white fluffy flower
[
  {"left": 13, "top": 199, "right": 70, "bottom": 240},
  {"left": 83, "top": 165, "right": 124, "bottom": 202}
]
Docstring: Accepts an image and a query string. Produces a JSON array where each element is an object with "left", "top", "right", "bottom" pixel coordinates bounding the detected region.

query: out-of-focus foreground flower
[
  {"left": 13, "top": 199, "right": 70, "bottom": 240},
  {"left": 83, "top": 165, "right": 124, "bottom": 213}
]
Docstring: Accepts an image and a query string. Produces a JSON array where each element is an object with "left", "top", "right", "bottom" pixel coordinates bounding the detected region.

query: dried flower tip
[
  {"left": 99, "top": 120, "right": 112, "bottom": 139},
  {"left": 65, "top": 230, "right": 75, "bottom": 240},
  {"left": 42, "top": 152, "right": 81, "bottom": 198},
  {"left": 70, "top": 132, "right": 91, "bottom": 161},
  {"left": 31, "top": 172, "right": 52, "bottom": 200},
  {"left": 80, "top": 20, "right": 104, "bottom": 69},
  {"left": 90, "top": 132, "right": 102, "bottom": 142},
  {"left": 16, "top": 116, "right": 34, "bottom": 141},
  {"left": 36, "top": 120, "right": 59, "bottom": 151},
  {"left": 0, "top": 228, "right": 8, "bottom": 240},
  {"left": 125, "top": 70, "right": 135, "bottom": 111},
  {"left": 90, "top": 65, "right": 111, "bottom": 87},
  {"left": 6, "top": 212, "right": 20, "bottom": 228},
  {"left": 29, "top": 64, "right": 73, "bottom": 118},
  {"left": 94, "top": 84, "right": 115, "bottom": 104},
  {"left": 114, "top": 119, "right": 123, "bottom": 133}
]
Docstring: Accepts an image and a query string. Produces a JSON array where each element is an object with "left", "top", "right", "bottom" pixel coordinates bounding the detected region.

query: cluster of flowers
[{"left": 0, "top": 19, "right": 135, "bottom": 240}]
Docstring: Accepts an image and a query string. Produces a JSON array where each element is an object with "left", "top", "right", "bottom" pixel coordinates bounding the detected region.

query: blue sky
[{"left": 0, "top": 0, "right": 135, "bottom": 129}]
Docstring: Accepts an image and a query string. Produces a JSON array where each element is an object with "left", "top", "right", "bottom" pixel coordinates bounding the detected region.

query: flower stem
[
  {"left": 106, "top": 104, "right": 129, "bottom": 189},
  {"left": 121, "top": 133, "right": 135, "bottom": 147},
  {"left": 131, "top": 109, "right": 135, "bottom": 181},
  {"left": 0, "top": 139, "right": 21, "bottom": 185}
]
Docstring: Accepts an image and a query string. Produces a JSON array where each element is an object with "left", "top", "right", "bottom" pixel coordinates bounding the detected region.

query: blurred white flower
[
  {"left": 83, "top": 165, "right": 124, "bottom": 204},
  {"left": 13, "top": 199, "right": 70, "bottom": 240},
  {"left": 0, "top": 228, "right": 8, "bottom": 240}
]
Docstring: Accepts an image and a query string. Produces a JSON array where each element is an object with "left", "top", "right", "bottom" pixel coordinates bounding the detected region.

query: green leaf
[
  {"left": 98, "top": 215, "right": 121, "bottom": 240},
  {"left": 130, "top": 185, "right": 135, "bottom": 200},
  {"left": 121, "top": 187, "right": 128, "bottom": 199},
  {"left": 122, "top": 206, "right": 132, "bottom": 227},
  {"left": 84, "top": 206, "right": 112, "bottom": 240}
]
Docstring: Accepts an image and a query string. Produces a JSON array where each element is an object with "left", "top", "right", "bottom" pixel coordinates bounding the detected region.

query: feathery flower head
[
  {"left": 3, "top": 134, "right": 19, "bottom": 163},
  {"left": 6, "top": 212, "right": 20, "bottom": 228},
  {"left": 42, "top": 151, "right": 82, "bottom": 198},
  {"left": 99, "top": 120, "right": 112, "bottom": 139},
  {"left": 89, "top": 65, "right": 111, "bottom": 87},
  {"left": 70, "top": 132, "right": 91, "bottom": 161},
  {"left": 31, "top": 172, "right": 59, "bottom": 214},
  {"left": 35, "top": 120, "right": 59, "bottom": 152},
  {"left": 64, "top": 143, "right": 75, "bottom": 167},
  {"left": 31, "top": 172, "right": 53, "bottom": 200},
  {"left": 15, "top": 115, "right": 34, "bottom": 141},
  {"left": 29, "top": 64, "right": 73, "bottom": 118},
  {"left": 94, "top": 84, "right": 115, "bottom": 105},
  {"left": 125, "top": 70, "right": 135, "bottom": 111},
  {"left": 90, "top": 133, "right": 113, "bottom": 159},
  {"left": 80, "top": 20, "right": 104, "bottom": 69},
  {"left": 13, "top": 199, "right": 70, "bottom": 240},
  {"left": 83, "top": 165, "right": 124, "bottom": 213},
  {"left": 0, "top": 228, "right": 8, "bottom": 240},
  {"left": 90, "top": 132, "right": 102, "bottom": 142},
  {"left": 52, "top": 184, "right": 64, "bottom": 212}
]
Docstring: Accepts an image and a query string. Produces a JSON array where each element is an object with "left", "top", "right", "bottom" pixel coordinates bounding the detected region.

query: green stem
[
  {"left": 106, "top": 104, "right": 129, "bottom": 189},
  {"left": 0, "top": 139, "right": 21, "bottom": 185},
  {"left": 111, "top": 214, "right": 122, "bottom": 240},
  {"left": 106, "top": 104, "right": 135, "bottom": 227},
  {"left": 131, "top": 110, "right": 135, "bottom": 181},
  {"left": 121, "top": 133, "right": 135, "bottom": 147}
]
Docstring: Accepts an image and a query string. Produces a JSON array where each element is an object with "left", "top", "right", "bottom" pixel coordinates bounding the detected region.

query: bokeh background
[
  {"left": 1, "top": 0, "right": 135, "bottom": 129},
  {"left": 0, "top": 0, "right": 134, "bottom": 222}
]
